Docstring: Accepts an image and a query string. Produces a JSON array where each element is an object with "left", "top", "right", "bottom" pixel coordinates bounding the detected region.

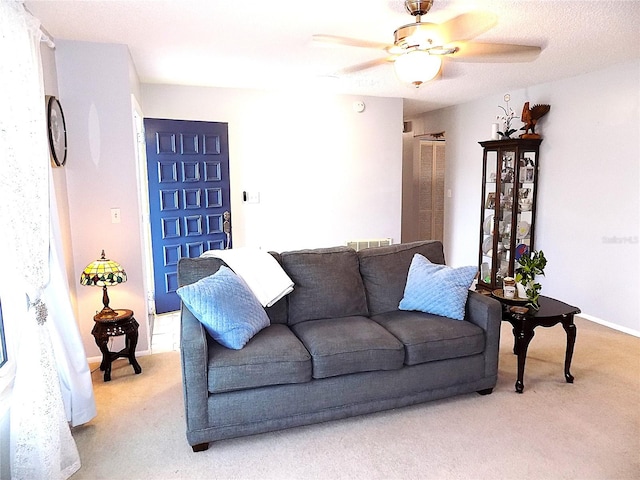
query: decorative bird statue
[{"left": 520, "top": 102, "right": 550, "bottom": 139}]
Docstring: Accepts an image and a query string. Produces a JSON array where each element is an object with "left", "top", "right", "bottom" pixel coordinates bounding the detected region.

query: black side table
[
  {"left": 91, "top": 309, "right": 142, "bottom": 382},
  {"left": 492, "top": 292, "right": 581, "bottom": 393}
]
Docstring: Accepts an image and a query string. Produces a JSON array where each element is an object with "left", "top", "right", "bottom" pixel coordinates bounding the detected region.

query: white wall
[
  {"left": 55, "top": 41, "right": 149, "bottom": 357},
  {"left": 141, "top": 85, "right": 404, "bottom": 252},
  {"left": 409, "top": 60, "right": 640, "bottom": 334}
]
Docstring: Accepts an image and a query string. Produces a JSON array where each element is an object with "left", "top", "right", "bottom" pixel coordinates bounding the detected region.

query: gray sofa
[{"left": 178, "top": 240, "right": 502, "bottom": 452}]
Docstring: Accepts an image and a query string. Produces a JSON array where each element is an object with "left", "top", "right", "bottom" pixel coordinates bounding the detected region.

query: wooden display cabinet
[{"left": 477, "top": 138, "right": 542, "bottom": 291}]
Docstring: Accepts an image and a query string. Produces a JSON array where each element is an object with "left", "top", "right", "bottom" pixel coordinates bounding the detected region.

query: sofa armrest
[
  {"left": 465, "top": 291, "right": 502, "bottom": 378},
  {"left": 180, "top": 305, "right": 209, "bottom": 436}
]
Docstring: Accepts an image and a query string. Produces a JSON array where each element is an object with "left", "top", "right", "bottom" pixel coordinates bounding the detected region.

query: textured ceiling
[{"left": 25, "top": 0, "right": 640, "bottom": 117}]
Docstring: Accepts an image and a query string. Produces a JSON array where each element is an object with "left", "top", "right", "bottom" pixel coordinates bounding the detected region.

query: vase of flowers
[
  {"left": 515, "top": 250, "right": 547, "bottom": 309},
  {"left": 497, "top": 94, "right": 518, "bottom": 139}
]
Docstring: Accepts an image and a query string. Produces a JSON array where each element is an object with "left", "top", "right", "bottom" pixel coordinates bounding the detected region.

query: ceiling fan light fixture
[
  {"left": 394, "top": 50, "right": 442, "bottom": 87},
  {"left": 406, "top": 29, "right": 431, "bottom": 49},
  {"left": 394, "top": 23, "right": 441, "bottom": 50}
]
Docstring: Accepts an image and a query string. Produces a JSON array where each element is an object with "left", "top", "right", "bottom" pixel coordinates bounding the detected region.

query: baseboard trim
[{"left": 578, "top": 314, "right": 640, "bottom": 338}]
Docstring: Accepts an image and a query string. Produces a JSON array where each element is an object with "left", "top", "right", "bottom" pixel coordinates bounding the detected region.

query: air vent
[{"left": 346, "top": 238, "right": 393, "bottom": 251}]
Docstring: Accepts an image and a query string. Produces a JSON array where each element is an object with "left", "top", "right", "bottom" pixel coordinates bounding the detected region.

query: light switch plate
[
  {"left": 246, "top": 192, "right": 260, "bottom": 204},
  {"left": 111, "top": 208, "right": 121, "bottom": 223}
]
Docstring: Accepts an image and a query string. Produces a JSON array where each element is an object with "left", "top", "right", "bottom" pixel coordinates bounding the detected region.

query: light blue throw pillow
[
  {"left": 176, "top": 266, "right": 270, "bottom": 349},
  {"left": 399, "top": 254, "right": 477, "bottom": 321}
]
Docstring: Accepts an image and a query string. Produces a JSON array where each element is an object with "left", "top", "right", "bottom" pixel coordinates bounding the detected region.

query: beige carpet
[{"left": 71, "top": 318, "right": 640, "bottom": 480}]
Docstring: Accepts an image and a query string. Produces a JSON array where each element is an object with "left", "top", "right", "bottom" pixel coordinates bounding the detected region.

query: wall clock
[{"left": 46, "top": 95, "right": 67, "bottom": 166}]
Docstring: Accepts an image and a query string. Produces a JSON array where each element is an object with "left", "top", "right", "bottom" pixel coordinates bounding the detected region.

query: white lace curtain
[{"left": 0, "top": 1, "right": 95, "bottom": 478}]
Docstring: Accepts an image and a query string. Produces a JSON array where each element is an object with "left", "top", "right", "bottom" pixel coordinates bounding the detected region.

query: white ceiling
[{"left": 25, "top": 0, "right": 640, "bottom": 117}]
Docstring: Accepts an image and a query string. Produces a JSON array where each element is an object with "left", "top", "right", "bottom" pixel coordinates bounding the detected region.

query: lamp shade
[
  {"left": 80, "top": 250, "right": 127, "bottom": 286},
  {"left": 394, "top": 50, "right": 442, "bottom": 87},
  {"left": 80, "top": 250, "right": 127, "bottom": 319}
]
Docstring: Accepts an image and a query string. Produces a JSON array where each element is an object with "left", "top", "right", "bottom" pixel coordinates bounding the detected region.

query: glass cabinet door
[
  {"left": 479, "top": 150, "right": 499, "bottom": 286},
  {"left": 515, "top": 150, "right": 537, "bottom": 274},
  {"left": 478, "top": 139, "right": 541, "bottom": 291}
]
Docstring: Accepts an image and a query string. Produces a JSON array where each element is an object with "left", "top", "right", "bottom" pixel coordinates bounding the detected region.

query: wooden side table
[
  {"left": 91, "top": 308, "right": 142, "bottom": 382},
  {"left": 492, "top": 292, "right": 581, "bottom": 393}
]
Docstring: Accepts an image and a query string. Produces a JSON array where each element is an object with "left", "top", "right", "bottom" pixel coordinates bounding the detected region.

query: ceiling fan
[{"left": 313, "top": 0, "right": 541, "bottom": 87}]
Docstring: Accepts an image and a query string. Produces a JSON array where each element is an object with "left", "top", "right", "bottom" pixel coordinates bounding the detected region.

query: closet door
[{"left": 418, "top": 141, "right": 445, "bottom": 242}]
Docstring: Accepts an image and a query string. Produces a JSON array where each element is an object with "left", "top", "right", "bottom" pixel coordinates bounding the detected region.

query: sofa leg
[
  {"left": 192, "top": 443, "right": 209, "bottom": 452},
  {"left": 477, "top": 388, "right": 493, "bottom": 395}
]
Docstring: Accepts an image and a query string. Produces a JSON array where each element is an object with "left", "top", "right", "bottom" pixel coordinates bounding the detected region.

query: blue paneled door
[{"left": 144, "top": 118, "right": 231, "bottom": 313}]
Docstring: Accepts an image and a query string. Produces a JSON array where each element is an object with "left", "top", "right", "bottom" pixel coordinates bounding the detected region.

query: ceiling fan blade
[
  {"left": 438, "top": 11, "right": 498, "bottom": 44},
  {"left": 336, "top": 57, "right": 395, "bottom": 75},
  {"left": 448, "top": 42, "right": 541, "bottom": 63},
  {"left": 312, "top": 34, "right": 390, "bottom": 51}
]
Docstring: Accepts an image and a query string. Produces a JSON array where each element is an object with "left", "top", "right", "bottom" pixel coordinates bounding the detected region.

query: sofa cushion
[
  {"left": 358, "top": 241, "right": 446, "bottom": 316},
  {"left": 291, "top": 316, "right": 404, "bottom": 379},
  {"left": 208, "top": 324, "right": 312, "bottom": 393},
  {"left": 176, "top": 266, "right": 270, "bottom": 350},
  {"left": 399, "top": 254, "right": 477, "bottom": 321},
  {"left": 281, "top": 246, "right": 368, "bottom": 325},
  {"left": 371, "top": 310, "right": 485, "bottom": 365}
]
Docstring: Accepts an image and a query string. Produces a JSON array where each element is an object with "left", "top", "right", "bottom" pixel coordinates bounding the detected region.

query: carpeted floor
[{"left": 71, "top": 317, "right": 640, "bottom": 480}]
